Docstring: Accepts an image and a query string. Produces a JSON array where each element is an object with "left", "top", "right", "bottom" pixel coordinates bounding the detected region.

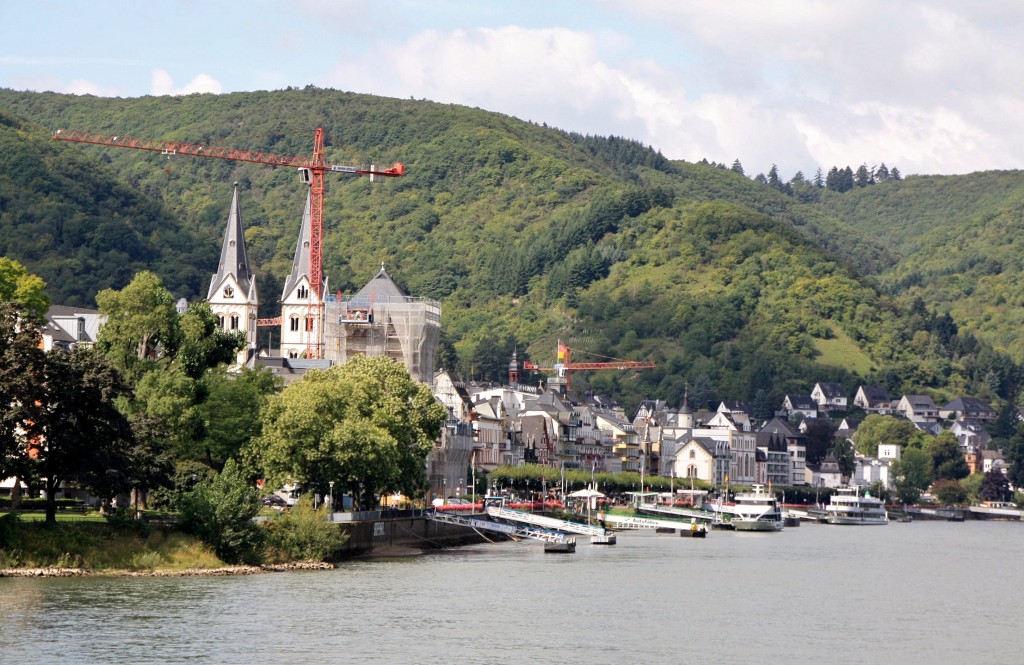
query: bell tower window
[
  {"left": 290, "top": 316, "right": 300, "bottom": 332},
  {"left": 297, "top": 285, "right": 309, "bottom": 300},
  {"left": 223, "top": 285, "right": 234, "bottom": 298}
]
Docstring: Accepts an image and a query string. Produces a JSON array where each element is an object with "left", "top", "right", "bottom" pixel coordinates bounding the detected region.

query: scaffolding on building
[{"left": 322, "top": 293, "right": 441, "bottom": 384}]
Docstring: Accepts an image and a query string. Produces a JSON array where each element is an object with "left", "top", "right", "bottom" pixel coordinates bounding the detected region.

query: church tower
[
  {"left": 279, "top": 190, "right": 326, "bottom": 359},
  {"left": 207, "top": 182, "right": 258, "bottom": 365}
]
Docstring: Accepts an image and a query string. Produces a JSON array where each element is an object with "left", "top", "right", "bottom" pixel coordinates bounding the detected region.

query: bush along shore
[{"left": 0, "top": 496, "right": 348, "bottom": 576}]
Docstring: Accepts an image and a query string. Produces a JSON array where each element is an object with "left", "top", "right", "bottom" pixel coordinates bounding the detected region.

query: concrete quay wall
[{"left": 332, "top": 511, "right": 499, "bottom": 558}]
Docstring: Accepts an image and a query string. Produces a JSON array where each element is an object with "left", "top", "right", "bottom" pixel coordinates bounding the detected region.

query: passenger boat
[
  {"left": 825, "top": 487, "right": 889, "bottom": 525},
  {"left": 727, "top": 485, "right": 785, "bottom": 532}
]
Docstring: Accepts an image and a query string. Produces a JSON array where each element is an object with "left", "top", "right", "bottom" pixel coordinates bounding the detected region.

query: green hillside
[
  {"left": 818, "top": 173, "right": 1024, "bottom": 359},
  {"left": 0, "top": 87, "right": 1019, "bottom": 411}
]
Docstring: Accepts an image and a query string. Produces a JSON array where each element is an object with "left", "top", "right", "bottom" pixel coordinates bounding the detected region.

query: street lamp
[{"left": 328, "top": 481, "right": 334, "bottom": 521}]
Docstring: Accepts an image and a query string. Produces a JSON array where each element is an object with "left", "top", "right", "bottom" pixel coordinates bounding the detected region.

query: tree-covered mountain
[{"left": 0, "top": 87, "right": 1020, "bottom": 412}]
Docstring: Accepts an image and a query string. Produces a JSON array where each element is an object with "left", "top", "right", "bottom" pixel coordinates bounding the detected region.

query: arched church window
[
  {"left": 290, "top": 316, "right": 299, "bottom": 332},
  {"left": 230, "top": 315, "right": 239, "bottom": 330},
  {"left": 217, "top": 315, "right": 225, "bottom": 329},
  {"left": 297, "top": 286, "right": 308, "bottom": 300}
]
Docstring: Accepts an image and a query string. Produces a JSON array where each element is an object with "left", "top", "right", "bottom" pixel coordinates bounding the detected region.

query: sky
[{"left": 3, "top": 0, "right": 1024, "bottom": 179}]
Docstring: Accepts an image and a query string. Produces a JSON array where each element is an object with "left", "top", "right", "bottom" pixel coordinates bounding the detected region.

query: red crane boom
[
  {"left": 521, "top": 341, "right": 655, "bottom": 390},
  {"left": 52, "top": 128, "right": 405, "bottom": 358}
]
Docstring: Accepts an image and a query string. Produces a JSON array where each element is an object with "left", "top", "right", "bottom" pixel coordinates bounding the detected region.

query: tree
[
  {"left": 122, "top": 414, "right": 176, "bottom": 511},
  {"left": 730, "top": 159, "right": 744, "bottom": 175},
  {"left": 979, "top": 468, "right": 1012, "bottom": 503},
  {"left": 192, "top": 367, "right": 278, "bottom": 470},
  {"left": 932, "top": 479, "right": 968, "bottom": 505},
  {"left": 96, "top": 271, "right": 179, "bottom": 381},
  {"left": 853, "top": 414, "right": 919, "bottom": 457},
  {"left": 1006, "top": 426, "right": 1024, "bottom": 489},
  {"left": 929, "top": 431, "right": 970, "bottom": 481},
  {"left": 803, "top": 418, "right": 836, "bottom": 465},
  {"left": 830, "top": 438, "right": 856, "bottom": 478},
  {"left": 0, "top": 302, "right": 47, "bottom": 507},
  {"left": 26, "top": 348, "right": 134, "bottom": 522},
  {"left": 250, "top": 356, "right": 447, "bottom": 509},
  {"left": 891, "top": 447, "right": 931, "bottom": 505},
  {"left": 176, "top": 458, "right": 263, "bottom": 564},
  {"left": 0, "top": 258, "right": 49, "bottom": 322},
  {"left": 175, "top": 303, "right": 245, "bottom": 379}
]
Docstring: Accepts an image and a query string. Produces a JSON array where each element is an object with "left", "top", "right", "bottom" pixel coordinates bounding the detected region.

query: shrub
[
  {"left": 176, "top": 460, "right": 263, "bottom": 565},
  {"left": 264, "top": 495, "right": 348, "bottom": 562},
  {"left": 0, "top": 512, "right": 20, "bottom": 549}
]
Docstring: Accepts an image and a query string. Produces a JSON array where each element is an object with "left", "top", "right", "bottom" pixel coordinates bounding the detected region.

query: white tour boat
[
  {"left": 727, "top": 485, "right": 785, "bottom": 532},
  {"left": 825, "top": 487, "right": 889, "bottom": 525}
]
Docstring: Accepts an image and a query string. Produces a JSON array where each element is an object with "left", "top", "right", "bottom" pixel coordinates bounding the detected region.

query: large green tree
[
  {"left": 853, "top": 414, "right": 923, "bottom": 457},
  {"left": 928, "top": 432, "right": 970, "bottom": 481},
  {"left": 27, "top": 348, "right": 134, "bottom": 522},
  {"left": 0, "top": 302, "right": 47, "bottom": 506},
  {"left": 249, "top": 355, "right": 447, "bottom": 509},
  {"left": 96, "top": 271, "right": 180, "bottom": 381},
  {"left": 891, "top": 447, "right": 932, "bottom": 505}
]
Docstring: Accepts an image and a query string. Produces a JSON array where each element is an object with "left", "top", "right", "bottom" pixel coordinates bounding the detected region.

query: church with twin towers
[{"left": 205, "top": 183, "right": 441, "bottom": 384}]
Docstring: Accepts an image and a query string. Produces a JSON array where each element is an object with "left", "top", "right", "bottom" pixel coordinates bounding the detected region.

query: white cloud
[{"left": 150, "top": 69, "right": 223, "bottom": 96}]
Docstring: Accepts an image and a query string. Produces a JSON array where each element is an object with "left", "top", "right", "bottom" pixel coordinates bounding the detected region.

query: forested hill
[
  {"left": 815, "top": 171, "right": 1024, "bottom": 360},
  {"left": 0, "top": 87, "right": 1019, "bottom": 412}
]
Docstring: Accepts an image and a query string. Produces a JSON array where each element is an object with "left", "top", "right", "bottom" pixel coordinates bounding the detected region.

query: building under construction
[{"left": 323, "top": 265, "right": 441, "bottom": 384}]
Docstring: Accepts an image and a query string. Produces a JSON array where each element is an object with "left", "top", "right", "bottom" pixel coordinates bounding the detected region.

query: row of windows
[{"left": 288, "top": 316, "right": 315, "bottom": 332}]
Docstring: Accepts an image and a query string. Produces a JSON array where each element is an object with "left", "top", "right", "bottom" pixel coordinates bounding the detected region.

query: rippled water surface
[{"left": 2, "top": 520, "right": 1022, "bottom": 664}]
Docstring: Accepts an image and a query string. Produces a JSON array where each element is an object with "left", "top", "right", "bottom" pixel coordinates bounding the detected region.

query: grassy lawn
[{"left": 0, "top": 510, "right": 107, "bottom": 523}]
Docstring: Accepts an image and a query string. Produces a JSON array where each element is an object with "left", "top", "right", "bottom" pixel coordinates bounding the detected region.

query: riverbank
[{"left": 0, "top": 560, "right": 335, "bottom": 578}]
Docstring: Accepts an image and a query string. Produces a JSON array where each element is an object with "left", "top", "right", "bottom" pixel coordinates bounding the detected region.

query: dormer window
[
  {"left": 223, "top": 285, "right": 235, "bottom": 298},
  {"left": 297, "top": 285, "right": 308, "bottom": 300}
]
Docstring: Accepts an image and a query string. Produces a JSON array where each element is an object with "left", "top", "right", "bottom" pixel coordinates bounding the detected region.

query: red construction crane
[
  {"left": 521, "top": 341, "right": 655, "bottom": 390},
  {"left": 52, "top": 127, "right": 404, "bottom": 358}
]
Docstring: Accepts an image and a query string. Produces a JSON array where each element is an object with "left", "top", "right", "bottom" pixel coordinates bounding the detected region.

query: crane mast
[{"left": 52, "top": 128, "right": 405, "bottom": 358}]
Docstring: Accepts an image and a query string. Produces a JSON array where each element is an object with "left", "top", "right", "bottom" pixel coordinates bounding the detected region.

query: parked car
[{"left": 261, "top": 495, "right": 288, "bottom": 509}]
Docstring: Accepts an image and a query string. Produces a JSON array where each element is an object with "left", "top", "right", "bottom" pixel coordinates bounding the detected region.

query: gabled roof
[
  {"left": 784, "top": 394, "right": 817, "bottom": 410},
  {"left": 942, "top": 397, "right": 996, "bottom": 414},
  {"left": 856, "top": 383, "right": 891, "bottom": 402},
  {"left": 814, "top": 382, "right": 847, "bottom": 398},
  {"left": 901, "top": 394, "right": 937, "bottom": 409},
  {"left": 718, "top": 400, "right": 752, "bottom": 414}
]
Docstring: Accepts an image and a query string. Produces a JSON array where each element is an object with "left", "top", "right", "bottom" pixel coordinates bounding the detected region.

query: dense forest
[{"left": 1, "top": 87, "right": 1022, "bottom": 413}]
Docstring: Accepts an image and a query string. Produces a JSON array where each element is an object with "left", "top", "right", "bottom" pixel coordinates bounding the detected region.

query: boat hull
[
  {"left": 825, "top": 515, "right": 888, "bottom": 525},
  {"left": 732, "top": 519, "right": 784, "bottom": 532}
]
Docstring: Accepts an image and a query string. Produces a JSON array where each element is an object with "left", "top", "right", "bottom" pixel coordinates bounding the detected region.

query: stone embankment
[{"left": 0, "top": 561, "right": 334, "bottom": 578}]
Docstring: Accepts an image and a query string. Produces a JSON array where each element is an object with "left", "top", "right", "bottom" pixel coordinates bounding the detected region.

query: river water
[{"left": 2, "top": 520, "right": 1021, "bottom": 664}]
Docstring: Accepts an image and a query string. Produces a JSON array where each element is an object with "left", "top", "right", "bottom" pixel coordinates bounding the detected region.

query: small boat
[
  {"left": 679, "top": 521, "right": 708, "bottom": 538},
  {"left": 824, "top": 487, "right": 888, "bottom": 525}
]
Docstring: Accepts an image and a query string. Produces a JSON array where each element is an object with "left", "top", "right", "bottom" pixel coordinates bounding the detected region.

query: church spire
[
  {"left": 281, "top": 189, "right": 326, "bottom": 299},
  {"left": 208, "top": 182, "right": 255, "bottom": 302}
]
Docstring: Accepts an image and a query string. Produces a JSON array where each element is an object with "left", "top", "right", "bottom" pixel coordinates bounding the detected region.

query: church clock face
[{"left": 223, "top": 285, "right": 234, "bottom": 298}]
